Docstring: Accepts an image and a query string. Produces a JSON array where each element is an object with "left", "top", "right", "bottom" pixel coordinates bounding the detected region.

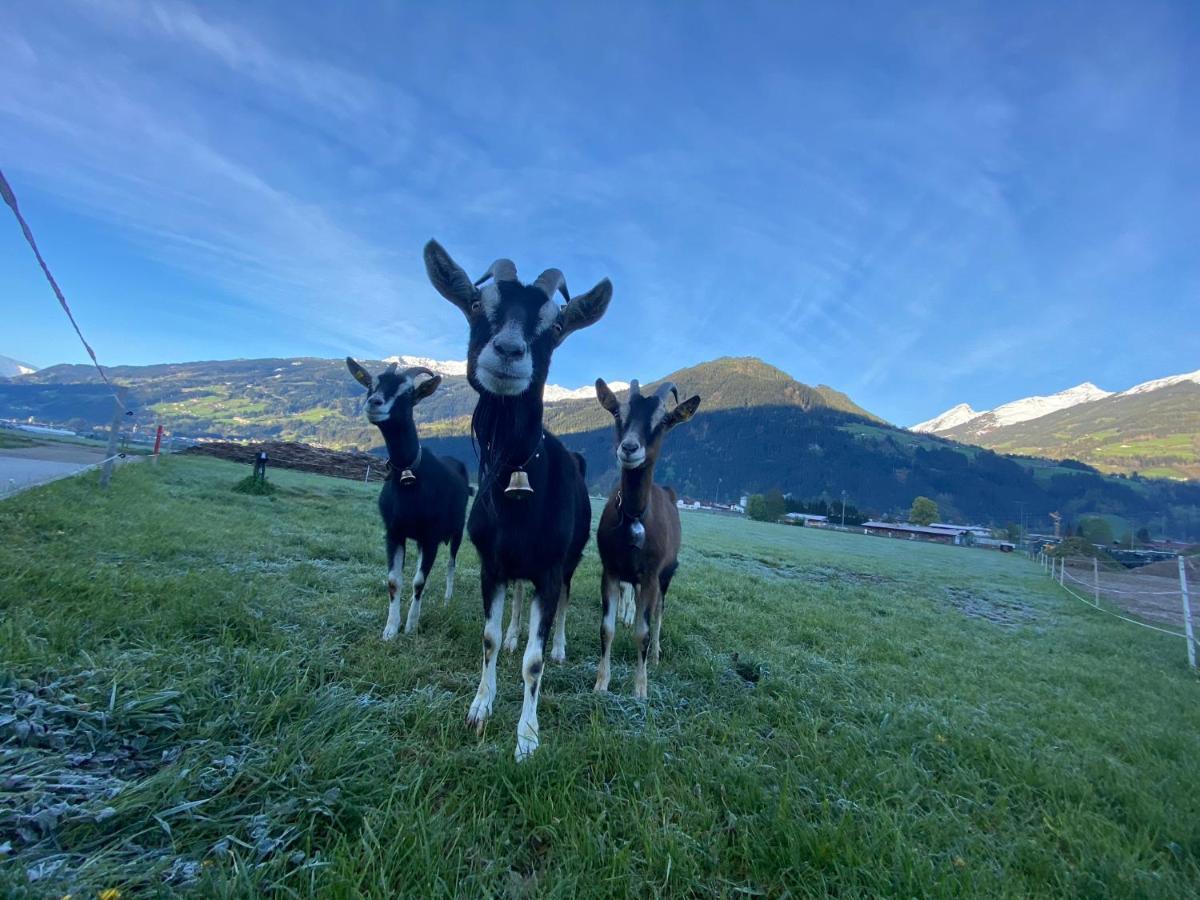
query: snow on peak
[
  {"left": 1118, "top": 369, "right": 1200, "bottom": 397},
  {"left": 543, "top": 381, "right": 629, "bottom": 403},
  {"left": 985, "top": 382, "right": 1112, "bottom": 429},
  {"left": 911, "top": 403, "right": 980, "bottom": 433},
  {"left": 383, "top": 355, "right": 468, "bottom": 377}
]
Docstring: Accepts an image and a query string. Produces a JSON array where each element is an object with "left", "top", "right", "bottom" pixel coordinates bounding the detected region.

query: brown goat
[{"left": 594, "top": 378, "right": 701, "bottom": 697}]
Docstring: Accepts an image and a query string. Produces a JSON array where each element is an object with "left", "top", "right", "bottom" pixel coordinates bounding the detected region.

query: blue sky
[{"left": 1, "top": 0, "right": 1196, "bottom": 425}]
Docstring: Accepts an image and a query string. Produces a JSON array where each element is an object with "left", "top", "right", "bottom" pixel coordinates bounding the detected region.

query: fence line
[{"left": 1034, "top": 549, "right": 1197, "bottom": 667}]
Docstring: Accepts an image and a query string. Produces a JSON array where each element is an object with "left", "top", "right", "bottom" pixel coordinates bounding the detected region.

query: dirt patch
[{"left": 942, "top": 587, "right": 1039, "bottom": 628}]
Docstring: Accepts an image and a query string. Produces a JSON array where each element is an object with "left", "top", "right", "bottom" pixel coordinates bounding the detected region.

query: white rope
[
  {"left": 1061, "top": 568, "right": 1182, "bottom": 597},
  {"left": 1053, "top": 573, "right": 1187, "bottom": 638}
]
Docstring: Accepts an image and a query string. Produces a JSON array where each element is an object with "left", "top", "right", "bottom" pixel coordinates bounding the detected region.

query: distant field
[{"left": 1, "top": 458, "right": 1198, "bottom": 896}]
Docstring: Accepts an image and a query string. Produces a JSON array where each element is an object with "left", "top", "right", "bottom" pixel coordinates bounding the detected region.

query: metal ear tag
[
  {"left": 629, "top": 518, "right": 646, "bottom": 549},
  {"left": 399, "top": 469, "right": 417, "bottom": 486},
  {"left": 505, "top": 469, "right": 533, "bottom": 498}
]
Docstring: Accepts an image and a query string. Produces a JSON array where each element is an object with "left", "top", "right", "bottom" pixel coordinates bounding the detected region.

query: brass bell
[
  {"left": 398, "top": 469, "right": 417, "bottom": 486},
  {"left": 504, "top": 468, "right": 533, "bottom": 498}
]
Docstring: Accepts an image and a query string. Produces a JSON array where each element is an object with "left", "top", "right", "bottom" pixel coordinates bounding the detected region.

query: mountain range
[
  {"left": 913, "top": 371, "right": 1200, "bottom": 480},
  {"left": 3, "top": 353, "right": 1199, "bottom": 537}
]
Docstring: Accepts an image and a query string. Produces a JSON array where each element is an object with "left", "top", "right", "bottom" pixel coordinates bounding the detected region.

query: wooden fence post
[
  {"left": 99, "top": 395, "right": 124, "bottom": 488},
  {"left": 1058, "top": 557, "right": 1065, "bottom": 587},
  {"left": 1180, "top": 556, "right": 1196, "bottom": 670},
  {"left": 1093, "top": 557, "right": 1100, "bottom": 604}
]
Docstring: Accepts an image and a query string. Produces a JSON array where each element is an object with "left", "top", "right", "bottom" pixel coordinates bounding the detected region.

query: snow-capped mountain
[
  {"left": 912, "top": 382, "right": 1112, "bottom": 435},
  {"left": 1117, "top": 368, "right": 1200, "bottom": 397},
  {"left": 0, "top": 355, "right": 37, "bottom": 378},
  {"left": 382, "top": 354, "right": 627, "bottom": 404},
  {"left": 910, "top": 403, "right": 980, "bottom": 434}
]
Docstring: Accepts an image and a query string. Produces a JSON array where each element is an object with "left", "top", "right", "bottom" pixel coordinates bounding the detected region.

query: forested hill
[{"left": 424, "top": 408, "right": 1200, "bottom": 538}]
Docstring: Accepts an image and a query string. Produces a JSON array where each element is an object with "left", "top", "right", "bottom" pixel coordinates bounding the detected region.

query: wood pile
[{"left": 183, "top": 440, "right": 390, "bottom": 482}]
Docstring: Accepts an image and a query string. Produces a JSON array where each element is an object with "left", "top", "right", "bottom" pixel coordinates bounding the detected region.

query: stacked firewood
[{"left": 183, "top": 440, "right": 390, "bottom": 482}]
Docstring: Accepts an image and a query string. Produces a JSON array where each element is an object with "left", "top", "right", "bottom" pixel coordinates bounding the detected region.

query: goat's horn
[
  {"left": 533, "top": 268, "right": 570, "bottom": 303},
  {"left": 402, "top": 366, "right": 436, "bottom": 380},
  {"left": 654, "top": 382, "right": 679, "bottom": 405},
  {"left": 385, "top": 362, "right": 398, "bottom": 374},
  {"left": 473, "top": 259, "right": 518, "bottom": 286},
  {"left": 629, "top": 379, "right": 640, "bottom": 396}
]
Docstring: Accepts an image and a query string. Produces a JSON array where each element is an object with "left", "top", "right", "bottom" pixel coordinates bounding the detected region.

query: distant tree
[
  {"left": 1078, "top": 516, "right": 1115, "bottom": 546},
  {"left": 909, "top": 496, "right": 939, "bottom": 526},
  {"left": 1005, "top": 522, "right": 1021, "bottom": 542},
  {"left": 746, "top": 494, "right": 770, "bottom": 522},
  {"left": 1136, "top": 527, "right": 1152, "bottom": 545},
  {"left": 764, "top": 488, "right": 787, "bottom": 521}
]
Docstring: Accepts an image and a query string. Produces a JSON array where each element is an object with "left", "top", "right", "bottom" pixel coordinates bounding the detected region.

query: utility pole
[
  {"left": 841, "top": 489, "right": 847, "bottom": 527},
  {"left": 99, "top": 390, "right": 130, "bottom": 488}
]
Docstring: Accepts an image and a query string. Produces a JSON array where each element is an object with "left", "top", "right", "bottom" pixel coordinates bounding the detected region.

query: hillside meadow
[{"left": 1, "top": 457, "right": 1198, "bottom": 897}]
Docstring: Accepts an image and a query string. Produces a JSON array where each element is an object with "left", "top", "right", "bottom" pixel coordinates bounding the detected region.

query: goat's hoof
[
  {"left": 502, "top": 635, "right": 519, "bottom": 653},
  {"left": 549, "top": 647, "right": 566, "bottom": 664},
  {"left": 593, "top": 680, "right": 609, "bottom": 693},
  {"left": 381, "top": 624, "right": 399, "bottom": 641},
  {"left": 466, "top": 699, "right": 492, "bottom": 735},
  {"left": 514, "top": 734, "right": 539, "bottom": 762}
]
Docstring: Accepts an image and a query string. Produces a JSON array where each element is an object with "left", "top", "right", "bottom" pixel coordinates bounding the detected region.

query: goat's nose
[
  {"left": 369, "top": 397, "right": 384, "bottom": 407},
  {"left": 621, "top": 439, "right": 640, "bottom": 454},
  {"left": 493, "top": 335, "right": 527, "bottom": 360}
]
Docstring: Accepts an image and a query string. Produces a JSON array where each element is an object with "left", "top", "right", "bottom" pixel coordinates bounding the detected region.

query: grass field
[{"left": 2, "top": 457, "right": 1199, "bottom": 897}]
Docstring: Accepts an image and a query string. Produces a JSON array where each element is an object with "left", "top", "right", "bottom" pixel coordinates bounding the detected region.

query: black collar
[{"left": 392, "top": 444, "right": 422, "bottom": 472}]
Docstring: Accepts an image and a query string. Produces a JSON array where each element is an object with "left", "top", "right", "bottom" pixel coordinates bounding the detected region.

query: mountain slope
[
  {"left": 914, "top": 370, "right": 1199, "bottom": 479},
  {"left": 0, "top": 355, "right": 37, "bottom": 378}
]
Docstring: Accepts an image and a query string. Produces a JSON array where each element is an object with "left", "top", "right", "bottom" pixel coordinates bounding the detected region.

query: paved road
[{"left": 0, "top": 444, "right": 141, "bottom": 498}]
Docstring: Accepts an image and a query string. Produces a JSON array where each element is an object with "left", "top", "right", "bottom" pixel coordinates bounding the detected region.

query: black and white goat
[
  {"left": 594, "top": 379, "right": 700, "bottom": 697},
  {"left": 346, "top": 358, "right": 472, "bottom": 639},
  {"left": 424, "top": 240, "right": 611, "bottom": 760}
]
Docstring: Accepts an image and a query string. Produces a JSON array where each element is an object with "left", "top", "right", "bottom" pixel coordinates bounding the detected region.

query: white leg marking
[
  {"left": 444, "top": 557, "right": 456, "bottom": 604},
  {"left": 467, "top": 585, "right": 505, "bottom": 733},
  {"left": 594, "top": 575, "right": 620, "bottom": 693},
  {"left": 633, "top": 585, "right": 653, "bottom": 700},
  {"left": 503, "top": 582, "right": 524, "bottom": 653},
  {"left": 619, "top": 582, "right": 636, "bottom": 626},
  {"left": 515, "top": 599, "right": 545, "bottom": 761},
  {"left": 651, "top": 591, "right": 664, "bottom": 666},
  {"left": 403, "top": 550, "right": 425, "bottom": 634},
  {"left": 550, "top": 581, "right": 569, "bottom": 663},
  {"left": 382, "top": 544, "right": 405, "bottom": 641}
]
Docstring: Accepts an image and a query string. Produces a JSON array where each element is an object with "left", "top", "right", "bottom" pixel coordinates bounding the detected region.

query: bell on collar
[
  {"left": 398, "top": 469, "right": 417, "bottom": 486},
  {"left": 628, "top": 518, "right": 646, "bottom": 549},
  {"left": 504, "top": 468, "right": 533, "bottom": 498}
]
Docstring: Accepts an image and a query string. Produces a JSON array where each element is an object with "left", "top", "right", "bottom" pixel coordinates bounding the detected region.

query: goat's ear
[
  {"left": 346, "top": 357, "right": 373, "bottom": 390},
  {"left": 423, "top": 239, "right": 477, "bottom": 317},
  {"left": 595, "top": 378, "right": 620, "bottom": 415},
  {"left": 412, "top": 374, "right": 443, "bottom": 405},
  {"left": 557, "top": 278, "right": 612, "bottom": 344},
  {"left": 663, "top": 395, "right": 701, "bottom": 430}
]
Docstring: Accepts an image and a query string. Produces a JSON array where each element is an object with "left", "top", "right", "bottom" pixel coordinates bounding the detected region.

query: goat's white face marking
[
  {"left": 476, "top": 319, "right": 533, "bottom": 396},
  {"left": 534, "top": 299, "right": 558, "bottom": 336},
  {"left": 480, "top": 283, "right": 503, "bottom": 319},
  {"left": 366, "top": 377, "right": 412, "bottom": 423}
]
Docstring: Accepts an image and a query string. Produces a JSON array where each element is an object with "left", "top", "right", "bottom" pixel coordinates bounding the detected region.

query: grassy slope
[{"left": 1, "top": 459, "right": 1198, "bottom": 897}]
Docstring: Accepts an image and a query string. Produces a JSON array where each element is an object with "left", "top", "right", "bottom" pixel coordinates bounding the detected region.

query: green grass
[{"left": 2, "top": 458, "right": 1199, "bottom": 897}]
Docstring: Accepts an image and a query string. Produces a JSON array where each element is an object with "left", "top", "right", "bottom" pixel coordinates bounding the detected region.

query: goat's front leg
[
  {"left": 516, "top": 569, "right": 560, "bottom": 761},
  {"left": 549, "top": 578, "right": 570, "bottom": 663},
  {"left": 618, "top": 582, "right": 636, "bottom": 627},
  {"left": 444, "top": 535, "right": 462, "bottom": 605},
  {"left": 633, "top": 577, "right": 659, "bottom": 700},
  {"left": 403, "top": 545, "right": 436, "bottom": 634},
  {"left": 467, "top": 577, "right": 505, "bottom": 734},
  {"left": 593, "top": 572, "right": 621, "bottom": 692},
  {"left": 503, "top": 582, "right": 524, "bottom": 653},
  {"left": 650, "top": 582, "right": 665, "bottom": 666},
  {"left": 382, "top": 537, "right": 405, "bottom": 641}
]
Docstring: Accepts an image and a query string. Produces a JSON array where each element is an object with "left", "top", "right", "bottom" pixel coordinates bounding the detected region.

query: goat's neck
[
  {"left": 474, "top": 390, "right": 545, "bottom": 469},
  {"left": 377, "top": 416, "right": 421, "bottom": 469},
  {"left": 619, "top": 461, "right": 657, "bottom": 517}
]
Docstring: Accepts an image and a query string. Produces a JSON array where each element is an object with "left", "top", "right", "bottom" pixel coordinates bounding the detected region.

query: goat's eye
[
  {"left": 470, "top": 300, "right": 482, "bottom": 313},
  {"left": 553, "top": 320, "right": 564, "bottom": 336}
]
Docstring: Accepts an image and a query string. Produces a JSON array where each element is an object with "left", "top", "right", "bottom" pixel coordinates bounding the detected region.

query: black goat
[
  {"left": 424, "top": 240, "right": 611, "bottom": 760},
  {"left": 594, "top": 379, "right": 700, "bottom": 697},
  {"left": 346, "top": 358, "right": 472, "bottom": 638}
]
